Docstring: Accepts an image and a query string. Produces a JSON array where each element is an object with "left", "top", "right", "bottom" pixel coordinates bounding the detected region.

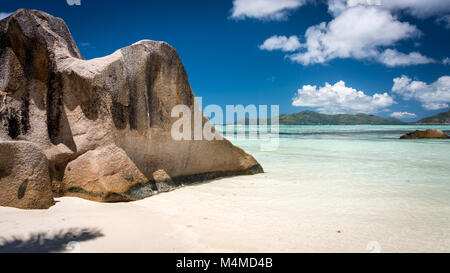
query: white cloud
[
  {"left": 377, "top": 49, "right": 435, "bottom": 67},
  {"left": 443, "top": 57, "right": 450, "bottom": 65},
  {"left": 328, "top": 0, "right": 450, "bottom": 18},
  {"left": 286, "top": 6, "right": 425, "bottom": 66},
  {"left": 292, "top": 80, "right": 395, "bottom": 114},
  {"left": 390, "top": 112, "right": 417, "bottom": 119},
  {"left": 259, "top": 35, "right": 302, "bottom": 52},
  {"left": 327, "top": 0, "right": 381, "bottom": 16},
  {"left": 0, "top": 12, "right": 12, "bottom": 20},
  {"left": 230, "top": 0, "right": 307, "bottom": 20},
  {"left": 392, "top": 75, "right": 450, "bottom": 110}
]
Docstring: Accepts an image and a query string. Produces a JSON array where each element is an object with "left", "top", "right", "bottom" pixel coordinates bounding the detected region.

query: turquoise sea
[{"left": 216, "top": 125, "right": 450, "bottom": 252}]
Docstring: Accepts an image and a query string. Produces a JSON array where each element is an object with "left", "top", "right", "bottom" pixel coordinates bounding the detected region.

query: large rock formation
[
  {"left": 400, "top": 129, "right": 449, "bottom": 139},
  {"left": 0, "top": 141, "right": 54, "bottom": 209},
  {"left": 0, "top": 9, "right": 263, "bottom": 207}
]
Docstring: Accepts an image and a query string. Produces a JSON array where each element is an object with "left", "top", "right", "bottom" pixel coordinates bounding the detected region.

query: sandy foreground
[{"left": 1, "top": 171, "right": 449, "bottom": 253}]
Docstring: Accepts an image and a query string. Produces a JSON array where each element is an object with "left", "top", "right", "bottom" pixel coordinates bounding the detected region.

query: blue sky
[{"left": 1, "top": 0, "right": 450, "bottom": 120}]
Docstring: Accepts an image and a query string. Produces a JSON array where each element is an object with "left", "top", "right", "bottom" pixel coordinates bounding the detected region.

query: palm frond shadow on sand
[{"left": 0, "top": 227, "right": 104, "bottom": 253}]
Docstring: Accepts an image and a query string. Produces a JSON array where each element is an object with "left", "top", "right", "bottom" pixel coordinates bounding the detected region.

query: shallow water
[{"left": 216, "top": 125, "right": 450, "bottom": 252}]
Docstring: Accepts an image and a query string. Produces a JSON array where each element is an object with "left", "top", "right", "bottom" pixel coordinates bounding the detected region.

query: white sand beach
[{"left": 1, "top": 170, "right": 449, "bottom": 253}]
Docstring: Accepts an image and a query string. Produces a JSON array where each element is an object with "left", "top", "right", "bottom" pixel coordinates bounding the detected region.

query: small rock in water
[{"left": 400, "top": 129, "right": 449, "bottom": 139}]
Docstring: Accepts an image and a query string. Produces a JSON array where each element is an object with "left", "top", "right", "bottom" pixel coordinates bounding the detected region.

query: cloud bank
[
  {"left": 392, "top": 75, "right": 450, "bottom": 110},
  {"left": 292, "top": 80, "right": 395, "bottom": 114},
  {"left": 231, "top": 0, "right": 450, "bottom": 21},
  {"left": 230, "top": 0, "right": 307, "bottom": 20},
  {"left": 327, "top": 0, "right": 450, "bottom": 18},
  {"left": 255, "top": 0, "right": 445, "bottom": 66},
  {"left": 377, "top": 49, "right": 435, "bottom": 67},
  {"left": 260, "top": 6, "right": 434, "bottom": 66},
  {"left": 390, "top": 112, "right": 417, "bottom": 119},
  {"left": 259, "top": 35, "right": 302, "bottom": 52},
  {"left": 288, "top": 6, "right": 429, "bottom": 66}
]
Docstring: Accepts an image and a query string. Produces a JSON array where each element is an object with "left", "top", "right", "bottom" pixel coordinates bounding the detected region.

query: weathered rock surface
[
  {"left": 0, "top": 9, "right": 263, "bottom": 206},
  {"left": 62, "top": 145, "right": 149, "bottom": 202},
  {"left": 400, "top": 129, "right": 449, "bottom": 139},
  {"left": 0, "top": 141, "right": 54, "bottom": 209}
]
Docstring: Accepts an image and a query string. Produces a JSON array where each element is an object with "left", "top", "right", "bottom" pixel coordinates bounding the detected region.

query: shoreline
[{"left": 2, "top": 172, "right": 449, "bottom": 253}]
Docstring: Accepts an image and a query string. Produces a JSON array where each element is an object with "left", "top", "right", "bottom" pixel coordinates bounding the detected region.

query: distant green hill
[
  {"left": 414, "top": 110, "right": 450, "bottom": 124},
  {"left": 277, "top": 111, "right": 406, "bottom": 125},
  {"left": 235, "top": 110, "right": 406, "bottom": 125}
]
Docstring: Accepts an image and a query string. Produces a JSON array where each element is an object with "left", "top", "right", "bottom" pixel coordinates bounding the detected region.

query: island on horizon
[{"left": 234, "top": 109, "right": 450, "bottom": 126}]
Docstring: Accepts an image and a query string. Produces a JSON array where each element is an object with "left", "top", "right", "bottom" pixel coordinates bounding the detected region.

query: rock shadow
[{"left": 0, "top": 227, "right": 104, "bottom": 253}]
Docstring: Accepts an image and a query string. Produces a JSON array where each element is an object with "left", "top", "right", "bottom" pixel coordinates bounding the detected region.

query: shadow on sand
[{"left": 0, "top": 228, "right": 104, "bottom": 253}]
